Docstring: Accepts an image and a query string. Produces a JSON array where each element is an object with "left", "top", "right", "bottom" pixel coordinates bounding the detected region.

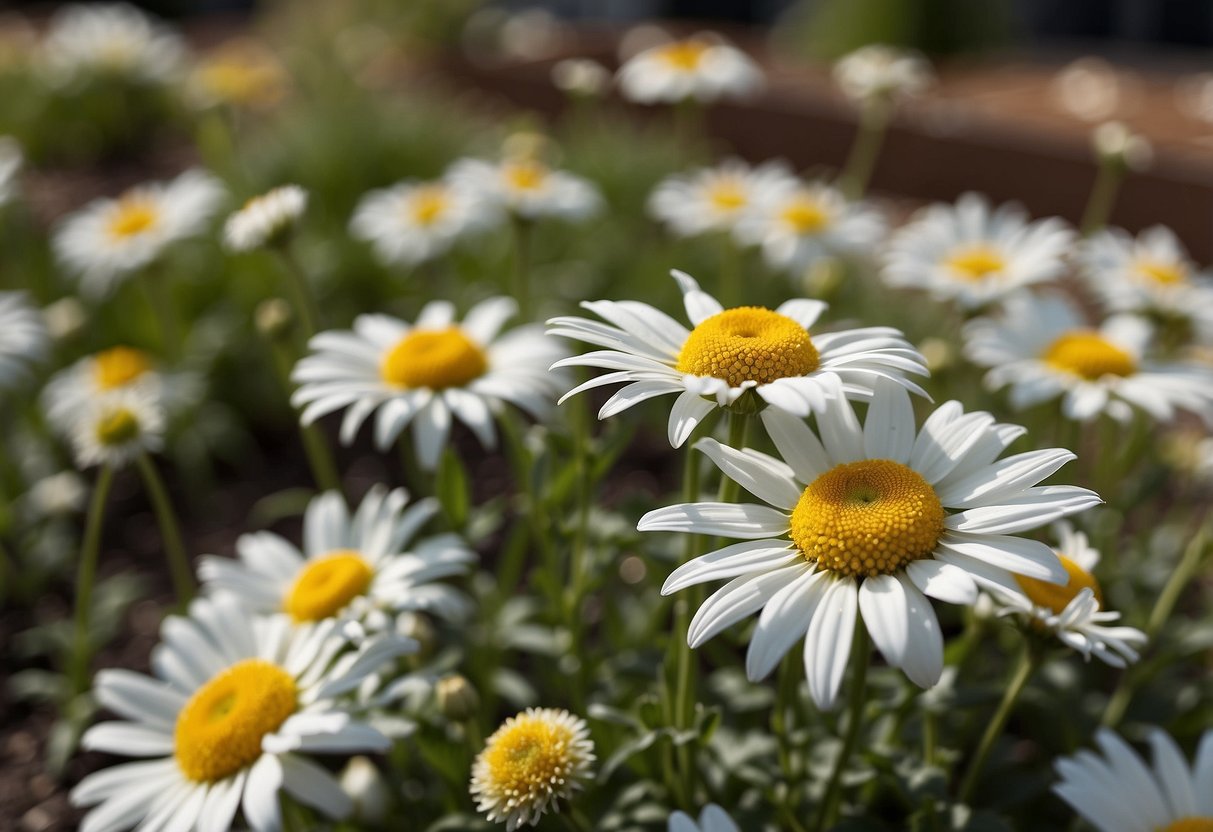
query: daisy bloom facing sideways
[
  {"left": 649, "top": 158, "right": 794, "bottom": 241},
  {"left": 0, "top": 291, "right": 48, "bottom": 391},
  {"left": 963, "top": 293, "right": 1213, "bottom": 425},
  {"left": 616, "top": 32, "right": 762, "bottom": 105},
  {"left": 199, "top": 485, "right": 475, "bottom": 628},
  {"left": 224, "top": 184, "right": 307, "bottom": 252},
  {"left": 883, "top": 192, "right": 1074, "bottom": 309},
  {"left": 349, "top": 177, "right": 496, "bottom": 268},
  {"left": 71, "top": 595, "right": 416, "bottom": 832},
  {"left": 471, "top": 707, "right": 594, "bottom": 830},
  {"left": 639, "top": 377, "right": 1101, "bottom": 708},
  {"left": 39, "top": 2, "right": 185, "bottom": 88},
  {"left": 547, "top": 270, "right": 927, "bottom": 446},
  {"left": 994, "top": 521, "right": 1146, "bottom": 667},
  {"left": 670, "top": 805, "right": 740, "bottom": 832},
  {"left": 1054, "top": 728, "right": 1213, "bottom": 832},
  {"left": 70, "top": 387, "right": 164, "bottom": 470},
  {"left": 292, "top": 297, "right": 566, "bottom": 469},
  {"left": 54, "top": 168, "right": 225, "bottom": 297},
  {"left": 833, "top": 44, "right": 934, "bottom": 107},
  {"left": 447, "top": 156, "right": 601, "bottom": 223}
]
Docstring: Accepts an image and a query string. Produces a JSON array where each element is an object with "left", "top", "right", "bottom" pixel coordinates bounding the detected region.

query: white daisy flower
[
  {"left": 1080, "top": 225, "right": 1213, "bottom": 345},
  {"left": 1054, "top": 727, "right": 1213, "bottom": 832},
  {"left": 638, "top": 377, "right": 1101, "bottom": 709},
  {"left": 617, "top": 32, "right": 763, "bottom": 104},
  {"left": 833, "top": 44, "right": 934, "bottom": 106},
  {"left": 963, "top": 293, "right": 1213, "bottom": 424},
  {"left": 199, "top": 486, "right": 475, "bottom": 627},
  {"left": 39, "top": 2, "right": 185, "bottom": 88},
  {"left": 349, "top": 177, "right": 497, "bottom": 268},
  {"left": 882, "top": 193, "right": 1074, "bottom": 309},
  {"left": 0, "top": 291, "right": 49, "bottom": 391},
  {"left": 54, "top": 168, "right": 226, "bottom": 297},
  {"left": 224, "top": 184, "right": 307, "bottom": 252},
  {"left": 70, "top": 595, "right": 415, "bottom": 832},
  {"left": 547, "top": 270, "right": 928, "bottom": 446},
  {"left": 70, "top": 387, "right": 164, "bottom": 469},
  {"left": 0, "top": 135, "right": 23, "bottom": 207},
  {"left": 992, "top": 521, "right": 1146, "bottom": 667},
  {"left": 447, "top": 157, "right": 602, "bottom": 222},
  {"left": 471, "top": 707, "right": 595, "bottom": 830},
  {"left": 737, "top": 178, "right": 886, "bottom": 273},
  {"left": 670, "top": 805, "right": 740, "bottom": 832},
  {"left": 43, "top": 345, "right": 161, "bottom": 433},
  {"left": 292, "top": 297, "right": 566, "bottom": 470},
  {"left": 649, "top": 158, "right": 795, "bottom": 240}
]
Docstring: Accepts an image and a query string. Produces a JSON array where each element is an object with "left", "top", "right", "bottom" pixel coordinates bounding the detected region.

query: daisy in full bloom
[
  {"left": 199, "top": 486, "right": 475, "bottom": 629},
  {"left": 0, "top": 135, "right": 23, "bottom": 207},
  {"left": 39, "top": 2, "right": 185, "bottom": 88},
  {"left": 224, "top": 185, "right": 307, "bottom": 252},
  {"left": 71, "top": 595, "right": 416, "bottom": 832},
  {"left": 44, "top": 345, "right": 161, "bottom": 431},
  {"left": 187, "top": 38, "right": 288, "bottom": 111},
  {"left": 471, "top": 707, "right": 595, "bottom": 830},
  {"left": 0, "top": 291, "right": 48, "bottom": 391},
  {"left": 447, "top": 155, "right": 602, "bottom": 223},
  {"left": 547, "top": 270, "right": 928, "bottom": 445},
  {"left": 1054, "top": 728, "right": 1213, "bottom": 832},
  {"left": 963, "top": 293, "right": 1213, "bottom": 424},
  {"left": 292, "top": 297, "right": 566, "bottom": 469},
  {"left": 349, "top": 177, "right": 497, "bottom": 268},
  {"left": 1080, "top": 225, "right": 1213, "bottom": 345},
  {"left": 649, "top": 159, "right": 794, "bottom": 241},
  {"left": 882, "top": 193, "right": 1074, "bottom": 309},
  {"left": 669, "top": 805, "right": 740, "bottom": 832},
  {"left": 54, "top": 169, "right": 225, "bottom": 297},
  {"left": 616, "top": 32, "right": 763, "bottom": 104},
  {"left": 992, "top": 521, "right": 1146, "bottom": 667},
  {"left": 70, "top": 387, "right": 164, "bottom": 469},
  {"left": 639, "top": 377, "right": 1101, "bottom": 708},
  {"left": 833, "top": 44, "right": 934, "bottom": 106}
]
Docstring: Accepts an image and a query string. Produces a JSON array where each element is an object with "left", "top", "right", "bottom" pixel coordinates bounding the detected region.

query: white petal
[
  {"left": 939, "top": 531, "right": 1066, "bottom": 583},
  {"left": 761, "top": 407, "right": 833, "bottom": 482},
  {"left": 858, "top": 574, "right": 909, "bottom": 667},
  {"left": 746, "top": 568, "right": 827, "bottom": 681},
  {"left": 905, "top": 559, "right": 978, "bottom": 605},
  {"left": 279, "top": 753, "right": 354, "bottom": 820},
  {"left": 804, "top": 577, "right": 858, "bottom": 711},
  {"left": 895, "top": 574, "right": 944, "bottom": 688},
  {"left": 638, "top": 502, "right": 791, "bottom": 538},
  {"left": 662, "top": 540, "right": 799, "bottom": 595},
  {"left": 668, "top": 389, "right": 716, "bottom": 448},
  {"left": 862, "top": 377, "right": 915, "bottom": 463},
  {"left": 694, "top": 438, "right": 802, "bottom": 509},
  {"left": 241, "top": 753, "right": 283, "bottom": 832},
  {"left": 688, "top": 566, "right": 803, "bottom": 648}
]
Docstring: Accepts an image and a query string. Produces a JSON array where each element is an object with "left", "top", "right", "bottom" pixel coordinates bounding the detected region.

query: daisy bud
[
  {"left": 551, "top": 58, "right": 610, "bottom": 98},
  {"left": 43, "top": 296, "right": 87, "bottom": 341},
  {"left": 340, "top": 756, "right": 392, "bottom": 824},
  {"left": 1092, "top": 121, "right": 1153, "bottom": 172},
  {"left": 255, "top": 298, "right": 294, "bottom": 341},
  {"left": 437, "top": 674, "right": 480, "bottom": 723}
]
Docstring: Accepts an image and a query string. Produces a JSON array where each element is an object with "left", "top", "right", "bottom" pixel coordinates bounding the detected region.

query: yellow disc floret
[
  {"left": 781, "top": 195, "right": 829, "bottom": 234},
  {"left": 708, "top": 179, "right": 747, "bottom": 212},
  {"left": 95, "top": 407, "right": 140, "bottom": 447},
  {"left": 409, "top": 185, "right": 450, "bottom": 227},
  {"left": 1043, "top": 330, "right": 1136, "bottom": 380},
  {"left": 174, "top": 659, "right": 297, "bottom": 783},
  {"left": 790, "top": 459, "right": 945, "bottom": 578},
  {"left": 482, "top": 715, "right": 579, "bottom": 806},
  {"left": 1157, "top": 820, "right": 1213, "bottom": 832},
  {"left": 658, "top": 39, "right": 710, "bottom": 71},
  {"left": 676, "top": 307, "right": 819, "bottom": 387},
  {"left": 1015, "top": 554, "right": 1102, "bottom": 615},
  {"left": 283, "top": 550, "right": 374, "bottom": 622},
  {"left": 1136, "top": 259, "right": 1187, "bottom": 286},
  {"left": 93, "top": 346, "right": 152, "bottom": 390},
  {"left": 108, "top": 196, "right": 159, "bottom": 239},
  {"left": 380, "top": 328, "right": 488, "bottom": 390},
  {"left": 946, "top": 245, "right": 1005, "bottom": 280},
  {"left": 503, "top": 160, "right": 548, "bottom": 192}
]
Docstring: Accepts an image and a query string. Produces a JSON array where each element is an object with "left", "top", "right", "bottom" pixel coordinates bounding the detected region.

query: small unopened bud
[
  {"left": 918, "top": 337, "right": 954, "bottom": 373},
  {"left": 1092, "top": 121, "right": 1153, "bottom": 172},
  {"left": 396, "top": 612, "right": 436, "bottom": 660},
  {"left": 339, "top": 756, "right": 391, "bottom": 823},
  {"left": 43, "top": 297, "right": 87, "bottom": 341},
  {"left": 436, "top": 674, "right": 480, "bottom": 722},
  {"left": 255, "top": 298, "right": 294, "bottom": 341},
  {"left": 551, "top": 58, "right": 610, "bottom": 97}
]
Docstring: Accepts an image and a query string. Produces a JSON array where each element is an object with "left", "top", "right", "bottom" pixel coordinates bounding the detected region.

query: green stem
[
  {"left": 511, "top": 216, "right": 534, "bottom": 321},
  {"left": 275, "top": 246, "right": 321, "bottom": 338},
  {"left": 135, "top": 453, "right": 195, "bottom": 607},
  {"left": 268, "top": 337, "right": 341, "bottom": 494},
  {"left": 140, "top": 269, "right": 182, "bottom": 363},
  {"left": 840, "top": 99, "right": 891, "bottom": 200},
  {"left": 814, "top": 623, "right": 871, "bottom": 832},
  {"left": 671, "top": 439, "right": 702, "bottom": 808},
  {"left": 1079, "top": 159, "right": 1124, "bottom": 236},
  {"left": 70, "top": 464, "right": 115, "bottom": 694}
]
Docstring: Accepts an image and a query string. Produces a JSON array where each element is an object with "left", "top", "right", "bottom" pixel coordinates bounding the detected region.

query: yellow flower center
[
  {"left": 484, "top": 716, "right": 578, "bottom": 801},
  {"left": 1157, "top": 820, "right": 1213, "bottom": 832},
  {"left": 95, "top": 408, "right": 140, "bottom": 447},
  {"left": 1136, "top": 259, "right": 1187, "bottom": 286},
  {"left": 409, "top": 185, "right": 450, "bottom": 227},
  {"left": 380, "top": 327, "right": 488, "bottom": 390},
  {"left": 283, "top": 550, "right": 374, "bottom": 622},
  {"left": 790, "top": 459, "right": 945, "bottom": 578},
  {"left": 945, "top": 245, "right": 1005, "bottom": 280},
  {"left": 1043, "top": 330, "right": 1136, "bottom": 380},
  {"left": 196, "top": 44, "right": 285, "bottom": 108},
  {"left": 503, "top": 160, "right": 548, "bottom": 192},
  {"left": 93, "top": 346, "right": 152, "bottom": 390},
  {"left": 708, "top": 180, "right": 747, "bottom": 213},
  {"left": 781, "top": 196, "right": 830, "bottom": 234},
  {"left": 1015, "top": 554, "right": 1102, "bottom": 615},
  {"left": 174, "top": 659, "right": 297, "bottom": 783},
  {"left": 657, "top": 40, "right": 710, "bottom": 71},
  {"left": 676, "top": 307, "right": 819, "bottom": 387},
  {"left": 107, "top": 197, "right": 159, "bottom": 239}
]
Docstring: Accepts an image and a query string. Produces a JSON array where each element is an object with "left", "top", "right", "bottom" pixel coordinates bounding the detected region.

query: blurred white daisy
[
  {"left": 224, "top": 185, "right": 307, "bottom": 252},
  {"left": 548, "top": 269, "right": 927, "bottom": 446},
  {"left": 0, "top": 291, "right": 49, "bottom": 391},
  {"left": 963, "top": 293, "right": 1213, "bottom": 424},
  {"left": 0, "top": 135, "right": 23, "bottom": 207},
  {"left": 199, "top": 486, "right": 474, "bottom": 628},
  {"left": 617, "top": 32, "right": 762, "bottom": 104},
  {"left": 639, "top": 377, "right": 1100, "bottom": 709},
  {"left": 1055, "top": 728, "right": 1213, "bottom": 832},
  {"left": 670, "top": 805, "right": 740, "bottom": 832},
  {"left": 883, "top": 193, "right": 1074, "bottom": 309},
  {"left": 447, "top": 156, "right": 602, "bottom": 222},
  {"left": 39, "top": 2, "right": 185, "bottom": 88},
  {"left": 993, "top": 521, "right": 1145, "bottom": 667},
  {"left": 54, "top": 168, "right": 225, "bottom": 297},
  {"left": 187, "top": 38, "right": 288, "bottom": 112},
  {"left": 649, "top": 158, "right": 794, "bottom": 240},
  {"left": 71, "top": 595, "right": 415, "bottom": 832},
  {"left": 471, "top": 707, "right": 595, "bottom": 830},
  {"left": 70, "top": 387, "right": 164, "bottom": 469},
  {"left": 44, "top": 345, "right": 159, "bottom": 431},
  {"left": 292, "top": 297, "right": 565, "bottom": 469},
  {"left": 833, "top": 44, "right": 934, "bottom": 106},
  {"left": 350, "top": 177, "right": 496, "bottom": 268}
]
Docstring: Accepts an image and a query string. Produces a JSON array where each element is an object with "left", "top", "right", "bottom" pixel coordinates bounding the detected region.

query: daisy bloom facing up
[
  {"left": 883, "top": 193, "right": 1074, "bottom": 310},
  {"left": 1054, "top": 728, "right": 1213, "bottom": 832},
  {"left": 54, "top": 168, "right": 225, "bottom": 297},
  {"left": 639, "top": 377, "right": 1101, "bottom": 708},
  {"left": 649, "top": 158, "right": 794, "bottom": 241},
  {"left": 547, "top": 270, "right": 927, "bottom": 446},
  {"left": 199, "top": 486, "right": 475, "bottom": 629},
  {"left": 833, "top": 44, "right": 934, "bottom": 107},
  {"left": 993, "top": 521, "right": 1145, "bottom": 667},
  {"left": 292, "top": 297, "right": 566, "bottom": 469},
  {"left": 70, "top": 387, "right": 164, "bottom": 469},
  {"left": 224, "top": 184, "right": 307, "bottom": 252},
  {"left": 0, "top": 291, "right": 48, "bottom": 391},
  {"left": 963, "top": 293, "right": 1213, "bottom": 425},
  {"left": 350, "top": 177, "right": 496, "bottom": 268},
  {"left": 471, "top": 707, "right": 594, "bottom": 830},
  {"left": 71, "top": 595, "right": 416, "bottom": 832},
  {"left": 38, "top": 2, "right": 185, "bottom": 88},
  {"left": 447, "top": 156, "right": 602, "bottom": 223},
  {"left": 616, "top": 32, "right": 763, "bottom": 105},
  {"left": 669, "top": 805, "right": 740, "bottom": 832}
]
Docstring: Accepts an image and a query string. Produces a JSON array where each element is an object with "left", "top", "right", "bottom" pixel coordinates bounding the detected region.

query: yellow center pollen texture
[
  {"left": 781, "top": 196, "right": 829, "bottom": 234},
  {"left": 708, "top": 179, "right": 747, "bottom": 212},
  {"left": 483, "top": 716, "right": 578, "bottom": 802},
  {"left": 93, "top": 346, "right": 152, "bottom": 390},
  {"left": 1015, "top": 554, "right": 1102, "bottom": 616},
  {"left": 409, "top": 185, "right": 450, "bottom": 226},
  {"left": 1042, "top": 330, "right": 1136, "bottom": 381},
  {"left": 503, "top": 160, "right": 549, "bottom": 192},
  {"left": 95, "top": 408, "right": 140, "bottom": 446},
  {"left": 789, "top": 459, "right": 945, "bottom": 578},
  {"left": 1137, "top": 259, "right": 1187, "bottom": 286},
  {"left": 945, "top": 245, "right": 1006, "bottom": 280},
  {"left": 676, "top": 307, "right": 819, "bottom": 387},
  {"left": 1158, "top": 820, "right": 1213, "bottom": 832},
  {"left": 283, "top": 550, "right": 374, "bottom": 622},
  {"left": 107, "top": 196, "right": 159, "bottom": 239},
  {"left": 658, "top": 39, "right": 710, "bottom": 71},
  {"left": 380, "top": 327, "right": 488, "bottom": 390},
  {"left": 174, "top": 659, "right": 297, "bottom": 783}
]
